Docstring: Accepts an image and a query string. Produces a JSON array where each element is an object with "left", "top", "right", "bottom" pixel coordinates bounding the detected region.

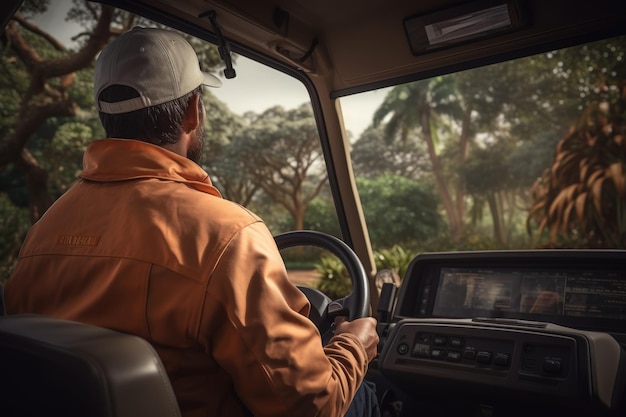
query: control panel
[{"left": 378, "top": 319, "right": 587, "bottom": 401}]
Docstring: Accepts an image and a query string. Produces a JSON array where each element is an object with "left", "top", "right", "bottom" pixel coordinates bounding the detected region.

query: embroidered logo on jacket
[{"left": 56, "top": 235, "right": 100, "bottom": 246}]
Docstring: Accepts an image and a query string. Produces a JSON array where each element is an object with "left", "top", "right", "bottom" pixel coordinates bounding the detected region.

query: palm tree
[{"left": 373, "top": 76, "right": 468, "bottom": 242}]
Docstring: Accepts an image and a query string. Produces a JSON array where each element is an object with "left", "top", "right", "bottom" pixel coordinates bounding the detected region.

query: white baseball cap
[{"left": 94, "top": 27, "right": 222, "bottom": 114}]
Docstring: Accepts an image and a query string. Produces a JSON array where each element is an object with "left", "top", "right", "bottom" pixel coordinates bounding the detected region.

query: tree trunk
[
  {"left": 17, "top": 150, "right": 51, "bottom": 224},
  {"left": 487, "top": 192, "right": 506, "bottom": 247},
  {"left": 454, "top": 110, "right": 471, "bottom": 235},
  {"left": 421, "top": 108, "right": 463, "bottom": 242},
  {"left": 294, "top": 204, "right": 305, "bottom": 231}
]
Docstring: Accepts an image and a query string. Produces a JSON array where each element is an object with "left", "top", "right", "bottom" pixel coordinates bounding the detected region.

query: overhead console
[{"left": 377, "top": 250, "right": 626, "bottom": 416}]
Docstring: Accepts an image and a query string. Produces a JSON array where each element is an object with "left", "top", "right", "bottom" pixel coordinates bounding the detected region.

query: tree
[
  {"left": 235, "top": 104, "right": 328, "bottom": 230},
  {"left": 0, "top": 0, "right": 225, "bottom": 222},
  {"left": 199, "top": 93, "right": 255, "bottom": 204},
  {"left": 373, "top": 77, "right": 467, "bottom": 242},
  {"left": 303, "top": 195, "right": 341, "bottom": 236},
  {"left": 452, "top": 57, "right": 564, "bottom": 247},
  {"left": 356, "top": 174, "right": 442, "bottom": 249},
  {"left": 448, "top": 36, "right": 626, "bottom": 246},
  {"left": 1, "top": 1, "right": 125, "bottom": 222},
  {"left": 528, "top": 82, "right": 626, "bottom": 247},
  {"left": 351, "top": 124, "right": 430, "bottom": 180},
  {"left": 464, "top": 35, "right": 626, "bottom": 248},
  {"left": 0, "top": 1, "right": 228, "bottom": 277},
  {"left": 461, "top": 144, "right": 515, "bottom": 247}
]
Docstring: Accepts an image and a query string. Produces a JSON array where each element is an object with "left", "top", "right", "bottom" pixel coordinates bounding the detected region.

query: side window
[{"left": 0, "top": 0, "right": 339, "bottom": 282}]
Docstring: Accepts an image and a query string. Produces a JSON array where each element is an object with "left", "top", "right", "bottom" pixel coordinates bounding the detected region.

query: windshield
[
  {"left": 341, "top": 34, "right": 626, "bottom": 255},
  {"left": 1, "top": 1, "right": 625, "bottom": 294}
]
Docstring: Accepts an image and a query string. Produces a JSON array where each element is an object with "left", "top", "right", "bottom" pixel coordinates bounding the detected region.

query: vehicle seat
[{"left": 0, "top": 314, "right": 182, "bottom": 417}]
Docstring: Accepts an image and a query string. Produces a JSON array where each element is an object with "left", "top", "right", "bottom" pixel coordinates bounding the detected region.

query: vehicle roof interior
[{"left": 111, "top": 0, "right": 626, "bottom": 95}]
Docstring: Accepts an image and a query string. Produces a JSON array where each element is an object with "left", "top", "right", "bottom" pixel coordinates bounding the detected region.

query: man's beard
[{"left": 187, "top": 123, "right": 205, "bottom": 164}]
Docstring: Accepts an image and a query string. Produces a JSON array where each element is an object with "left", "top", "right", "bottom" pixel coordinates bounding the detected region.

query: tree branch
[
  {"left": 12, "top": 12, "right": 66, "bottom": 52},
  {"left": 0, "top": 98, "right": 77, "bottom": 167},
  {"left": 16, "top": 149, "right": 51, "bottom": 223}
]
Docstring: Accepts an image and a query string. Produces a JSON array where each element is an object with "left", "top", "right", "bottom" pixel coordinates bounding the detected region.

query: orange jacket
[{"left": 5, "top": 139, "right": 367, "bottom": 417}]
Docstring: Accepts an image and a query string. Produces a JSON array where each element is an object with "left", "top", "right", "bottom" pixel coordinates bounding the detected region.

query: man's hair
[{"left": 97, "top": 85, "right": 202, "bottom": 145}]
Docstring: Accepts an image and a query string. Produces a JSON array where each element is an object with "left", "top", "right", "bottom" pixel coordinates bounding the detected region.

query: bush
[
  {"left": 314, "top": 255, "right": 351, "bottom": 300},
  {"left": 374, "top": 245, "right": 413, "bottom": 279},
  {"left": 314, "top": 244, "right": 415, "bottom": 299}
]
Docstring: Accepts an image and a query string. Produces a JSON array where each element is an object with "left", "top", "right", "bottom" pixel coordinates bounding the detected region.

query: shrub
[{"left": 314, "top": 244, "right": 415, "bottom": 299}]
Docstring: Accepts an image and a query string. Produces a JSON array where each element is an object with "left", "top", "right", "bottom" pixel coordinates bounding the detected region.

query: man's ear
[{"left": 182, "top": 93, "right": 201, "bottom": 132}]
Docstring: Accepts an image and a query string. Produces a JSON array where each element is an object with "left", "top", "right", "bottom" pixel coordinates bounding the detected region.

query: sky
[
  {"left": 209, "top": 55, "right": 390, "bottom": 138},
  {"left": 34, "top": 0, "right": 390, "bottom": 139}
]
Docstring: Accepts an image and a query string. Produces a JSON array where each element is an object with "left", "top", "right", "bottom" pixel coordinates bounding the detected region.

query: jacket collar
[{"left": 79, "top": 138, "right": 222, "bottom": 198}]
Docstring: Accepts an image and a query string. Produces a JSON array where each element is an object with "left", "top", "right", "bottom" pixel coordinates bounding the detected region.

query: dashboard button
[
  {"left": 476, "top": 351, "right": 492, "bottom": 364},
  {"left": 430, "top": 349, "right": 446, "bottom": 359},
  {"left": 433, "top": 336, "right": 447, "bottom": 346},
  {"left": 412, "top": 343, "right": 430, "bottom": 358},
  {"left": 397, "top": 343, "right": 409, "bottom": 355},
  {"left": 493, "top": 353, "right": 510, "bottom": 367},
  {"left": 462, "top": 349, "right": 476, "bottom": 360},
  {"left": 449, "top": 337, "right": 464, "bottom": 348},
  {"left": 543, "top": 359, "right": 562, "bottom": 374},
  {"left": 447, "top": 351, "right": 462, "bottom": 362}
]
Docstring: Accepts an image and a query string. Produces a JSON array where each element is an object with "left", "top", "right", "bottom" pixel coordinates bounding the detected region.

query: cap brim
[{"left": 202, "top": 72, "right": 223, "bottom": 88}]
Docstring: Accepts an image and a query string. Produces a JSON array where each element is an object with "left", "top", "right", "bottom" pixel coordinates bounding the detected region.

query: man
[{"left": 4, "top": 28, "right": 379, "bottom": 417}]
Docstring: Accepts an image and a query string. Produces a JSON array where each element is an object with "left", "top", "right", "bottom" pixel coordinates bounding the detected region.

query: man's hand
[{"left": 334, "top": 317, "right": 379, "bottom": 362}]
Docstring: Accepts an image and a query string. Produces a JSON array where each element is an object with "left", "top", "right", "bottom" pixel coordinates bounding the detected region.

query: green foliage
[
  {"left": 224, "top": 103, "right": 328, "bottom": 231},
  {"left": 371, "top": 75, "right": 468, "bottom": 242},
  {"left": 461, "top": 143, "right": 519, "bottom": 246},
  {"left": 361, "top": 34, "right": 626, "bottom": 249},
  {"left": 70, "top": 67, "right": 98, "bottom": 110},
  {"left": 200, "top": 92, "right": 251, "bottom": 203},
  {"left": 356, "top": 174, "right": 442, "bottom": 248},
  {"left": 314, "top": 244, "right": 416, "bottom": 299},
  {"left": 508, "top": 132, "right": 561, "bottom": 188},
  {"left": 373, "top": 76, "right": 463, "bottom": 147},
  {"left": 303, "top": 196, "right": 341, "bottom": 236},
  {"left": 251, "top": 196, "right": 294, "bottom": 233},
  {"left": 19, "top": 0, "right": 50, "bottom": 17},
  {"left": 0, "top": 2, "right": 233, "bottom": 273},
  {"left": 421, "top": 228, "right": 534, "bottom": 252},
  {"left": 0, "top": 194, "right": 30, "bottom": 283},
  {"left": 373, "top": 245, "right": 413, "bottom": 279},
  {"left": 351, "top": 124, "right": 430, "bottom": 180},
  {"left": 462, "top": 144, "right": 512, "bottom": 195},
  {"left": 314, "top": 254, "right": 351, "bottom": 300},
  {"left": 3, "top": 5, "right": 626, "bottom": 287},
  {"left": 43, "top": 120, "right": 92, "bottom": 192},
  {"left": 0, "top": 165, "right": 28, "bottom": 207}
]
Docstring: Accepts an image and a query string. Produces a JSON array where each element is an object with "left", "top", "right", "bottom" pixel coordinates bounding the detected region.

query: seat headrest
[{"left": 0, "top": 314, "right": 181, "bottom": 417}]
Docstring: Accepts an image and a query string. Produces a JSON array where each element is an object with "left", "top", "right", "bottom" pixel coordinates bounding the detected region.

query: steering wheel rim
[{"left": 274, "top": 230, "right": 370, "bottom": 321}]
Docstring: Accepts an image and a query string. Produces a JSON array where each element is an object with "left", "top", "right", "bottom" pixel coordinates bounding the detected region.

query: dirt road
[{"left": 287, "top": 269, "right": 319, "bottom": 287}]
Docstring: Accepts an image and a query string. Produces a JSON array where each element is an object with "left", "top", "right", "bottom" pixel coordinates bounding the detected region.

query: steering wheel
[{"left": 274, "top": 230, "right": 370, "bottom": 338}]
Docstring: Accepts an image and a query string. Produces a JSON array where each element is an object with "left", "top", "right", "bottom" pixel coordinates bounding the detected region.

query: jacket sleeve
[{"left": 200, "top": 221, "right": 368, "bottom": 417}]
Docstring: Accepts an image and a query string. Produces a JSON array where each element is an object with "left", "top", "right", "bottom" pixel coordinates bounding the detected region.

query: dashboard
[{"left": 375, "top": 250, "right": 626, "bottom": 417}]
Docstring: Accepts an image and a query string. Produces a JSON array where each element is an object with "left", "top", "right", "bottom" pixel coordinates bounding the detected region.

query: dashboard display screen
[{"left": 432, "top": 267, "right": 626, "bottom": 320}]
